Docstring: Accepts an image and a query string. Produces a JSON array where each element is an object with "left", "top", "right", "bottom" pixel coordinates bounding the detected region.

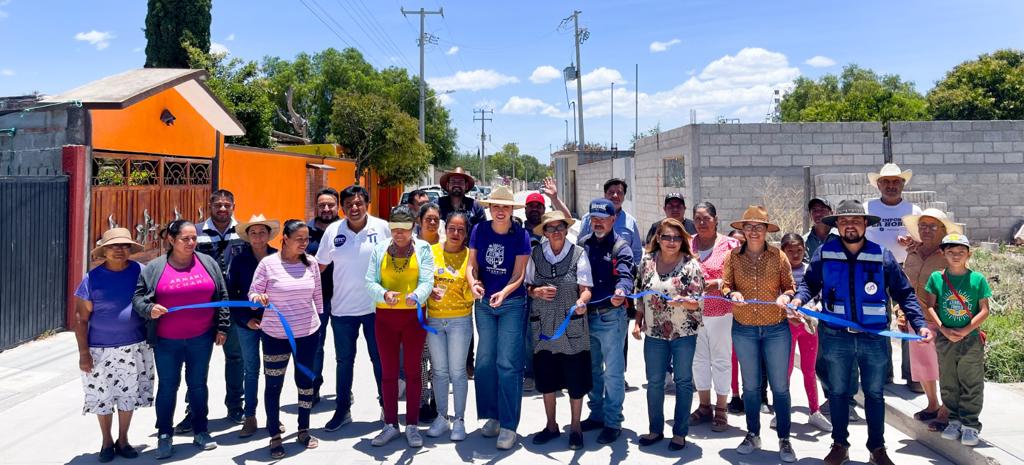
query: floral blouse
[{"left": 636, "top": 251, "right": 706, "bottom": 340}]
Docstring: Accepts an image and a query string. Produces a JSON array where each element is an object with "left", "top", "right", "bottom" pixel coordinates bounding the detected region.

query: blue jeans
[
  {"left": 426, "top": 315, "right": 473, "bottom": 419},
  {"left": 474, "top": 296, "right": 527, "bottom": 431},
  {"left": 644, "top": 335, "right": 697, "bottom": 437},
  {"left": 331, "top": 313, "right": 383, "bottom": 415},
  {"left": 819, "top": 324, "right": 889, "bottom": 450},
  {"left": 312, "top": 303, "right": 331, "bottom": 391},
  {"left": 816, "top": 333, "right": 859, "bottom": 406},
  {"left": 154, "top": 331, "right": 215, "bottom": 435},
  {"left": 732, "top": 321, "right": 792, "bottom": 438},
  {"left": 235, "top": 324, "right": 262, "bottom": 417},
  {"left": 586, "top": 307, "right": 628, "bottom": 429}
]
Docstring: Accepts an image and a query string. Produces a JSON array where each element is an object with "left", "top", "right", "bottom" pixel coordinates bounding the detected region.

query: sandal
[
  {"left": 688, "top": 405, "right": 713, "bottom": 426},
  {"left": 297, "top": 430, "right": 319, "bottom": 449},
  {"left": 914, "top": 409, "right": 939, "bottom": 422},
  {"left": 928, "top": 420, "right": 949, "bottom": 432},
  {"left": 269, "top": 436, "right": 285, "bottom": 459},
  {"left": 711, "top": 406, "right": 730, "bottom": 432}
]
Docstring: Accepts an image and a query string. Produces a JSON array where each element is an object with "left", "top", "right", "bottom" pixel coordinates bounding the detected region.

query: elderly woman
[
  {"left": 687, "top": 201, "right": 740, "bottom": 433},
  {"left": 902, "top": 209, "right": 961, "bottom": 432},
  {"left": 633, "top": 218, "right": 705, "bottom": 450},
  {"left": 74, "top": 228, "right": 152, "bottom": 463},
  {"left": 227, "top": 214, "right": 279, "bottom": 438},
  {"left": 526, "top": 211, "right": 593, "bottom": 450},
  {"left": 722, "top": 206, "right": 799, "bottom": 463},
  {"left": 133, "top": 219, "right": 229, "bottom": 460},
  {"left": 467, "top": 185, "right": 532, "bottom": 450},
  {"left": 248, "top": 219, "right": 323, "bottom": 458},
  {"left": 365, "top": 206, "right": 435, "bottom": 448}
]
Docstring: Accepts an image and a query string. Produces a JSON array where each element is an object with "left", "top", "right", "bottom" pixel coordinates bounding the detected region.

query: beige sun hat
[
  {"left": 533, "top": 210, "right": 576, "bottom": 237},
  {"left": 237, "top": 214, "right": 281, "bottom": 242},
  {"left": 729, "top": 205, "right": 781, "bottom": 233},
  {"left": 903, "top": 208, "right": 962, "bottom": 242},
  {"left": 868, "top": 163, "right": 913, "bottom": 185},
  {"left": 477, "top": 185, "right": 525, "bottom": 209},
  {"left": 91, "top": 227, "right": 144, "bottom": 260}
]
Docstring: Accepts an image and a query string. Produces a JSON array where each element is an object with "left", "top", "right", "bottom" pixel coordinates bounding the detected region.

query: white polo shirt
[{"left": 316, "top": 215, "right": 391, "bottom": 317}]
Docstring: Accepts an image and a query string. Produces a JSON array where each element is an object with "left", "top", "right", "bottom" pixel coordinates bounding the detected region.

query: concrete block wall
[
  {"left": 633, "top": 126, "right": 694, "bottom": 232},
  {"left": 0, "top": 108, "right": 70, "bottom": 176},
  {"left": 574, "top": 159, "right": 611, "bottom": 216}
]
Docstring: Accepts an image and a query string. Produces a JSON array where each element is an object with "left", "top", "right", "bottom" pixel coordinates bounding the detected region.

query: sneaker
[
  {"left": 770, "top": 415, "right": 777, "bottom": 429},
  {"left": 820, "top": 400, "right": 831, "bottom": 416},
  {"left": 371, "top": 424, "right": 401, "bottom": 446},
  {"left": 426, "top": 416, "right": 450, "bottom": 438},
  {"left": 736, "top": 433, "right": 761, "bottom": 455},
  {"left": 192, "top": 432, "right": 218, "bottom": 450},
  {"left": 481, "top": 419, "right": 501, "bottom": 437},
  {"left": 941, "top": 421, "right": 962, "bottom": 441},
  {"left": 98, "top": 445, "right": 115, "bottom": 463},
  {"left": 531, "top": 427, "right": 560, "bottom": 445},
  {"left": 779, "top": 438, "right": 797, "bottom": 463},
  {"left": 496, "top": 428, "right": 517, "bottom": 450},
  {"left": 239, "top": 416, "right": 258, "bottom": 438},
  {"left": 960, "top": 426, "right": 979, "bottom": 447},
  {"left": 156, "top": 434, "right": 174, "bottom": 460},
  {"left": 523, "top": 377, "right": 536, "bottom": 393},
  {"left": 324, "top": 411, "right": 352, "bottom": 432},
  {"left": 173, "top": 414, "right": 193, "bottom": 435},
  {"left": 809, "top": 411, "right": 833, "bottom": 432},
  {"left": 760, "top": 403, "right": 773, "bottom": 414},
  {"left": 728, "top": 396, "right": 745, "bottom": 414},
  {"left": 823, "top": 442, "right": 849, "bottom": 465},
  {"left": 848, "top": 406, "right": 863, "bottom": 423},
  {"left": 450, "top": 418, "right": 467, "bottom": 441},
  {"left": 405, "top": 425, "right": 423, "bottom": 448},
  {"left": 227, "top": 408, "right": 245, "bottom": 425}
]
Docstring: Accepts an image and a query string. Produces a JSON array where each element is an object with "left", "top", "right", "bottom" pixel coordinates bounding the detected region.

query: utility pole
[
  {"left": 474, "top": 108, "right": 493, "bottom": 184},
  {"left": 567, "top": 10, "right": 587, "bottom": 153},
  {"left": 635, "top": 63, "right": 639, "bottom": 148},
  {"left": 610, "top": 81, "right": 615, "bottom": 150},
  {"left": 402, "top": 6, "right": 443, "bottom": 185}
]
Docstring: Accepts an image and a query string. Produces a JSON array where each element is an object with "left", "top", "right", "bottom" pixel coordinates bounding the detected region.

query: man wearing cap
[
  {"left": 439, "top": 167, "right": 487, "bottom": 229},
  {"left": 577, "top": 198, "right": 635, "bottom": 445},
  {"left": 792, "top": 199, "right": 933, "bottom": 465},
  {"left": 804, "top": 197, "right": 839, "bottom": 262},
  {"left": 579, "top": 178, "right": 643, "bottom": 264},
  {"left": 645, "top": 192, "right": 697, "bottom": 244}
]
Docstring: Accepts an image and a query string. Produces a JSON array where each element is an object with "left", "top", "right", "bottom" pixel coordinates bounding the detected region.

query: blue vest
[{"left": 819, "top": 239, "right": 888, "bottom": 330}]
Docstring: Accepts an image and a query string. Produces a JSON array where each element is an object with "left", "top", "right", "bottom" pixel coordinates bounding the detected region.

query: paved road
[{"left": 0, "top": 331, "right": 953, "bottom": 465}]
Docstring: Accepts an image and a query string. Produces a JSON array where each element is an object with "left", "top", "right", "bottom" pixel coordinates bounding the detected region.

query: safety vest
[{"left": 819, "top": 239, "right": 889, "bottom": 330}]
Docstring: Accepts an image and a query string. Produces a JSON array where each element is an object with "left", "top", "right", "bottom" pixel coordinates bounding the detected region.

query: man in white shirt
[{"left": 316, "top": 185, "right": 392, "bottom": 431}]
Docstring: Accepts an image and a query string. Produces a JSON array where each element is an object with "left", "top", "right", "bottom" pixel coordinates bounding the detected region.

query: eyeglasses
[
  {"left": 544, "top": 224, "right": 568, "bottom": 233},
  {"left": 918, "top": 224, "right": 944, "bottom": 231},
  {"left": 107, "top": 244, "right": 132, "bottom": 250},
  {"left": 423, "top": 217, "right": 441, "bottom": 224},
  {"left": 742, "top": 224, "right": 767, "bottom": 232},
  {"left": 659, "top": 234, "right": 684, "bottom": 243},
  {"left": 446, "top": 227, "right": 466, "bottom": 234}
]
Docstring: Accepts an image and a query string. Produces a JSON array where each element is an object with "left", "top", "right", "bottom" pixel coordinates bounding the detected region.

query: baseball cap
[
  {"left": 808, "top": 197, "right": 832, "bottom": 210},
  {"left": 664, "top": 192, "right": 685, "bottom": 204},
  {"left": 589, "top": 198, "right": 616, "bottom": 218},
  {"left": 388, "top": 206, "right": 416, "bottom": 230},
  {"left": 940, "top": 233, "right": 971, "bottom": 249},
  {"left": 525, "top": 192, "right": 545, "bottom": 206}
]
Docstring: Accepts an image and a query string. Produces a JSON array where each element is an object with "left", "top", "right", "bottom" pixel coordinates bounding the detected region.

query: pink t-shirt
[
  {"left": 155, "top": 258, "right": 217, "bottom": 339},
  {"left": 248, "top": 254, "right": 323, "bottom": 339},
  {"left": 692, "top": 234, "right": 740, "bottom": 317}
]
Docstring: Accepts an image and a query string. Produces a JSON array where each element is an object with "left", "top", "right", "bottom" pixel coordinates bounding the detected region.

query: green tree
[
  {"left": 330, "top": 92, "right": 431, "bottom": 185},
  {"left": 185, "top": 44, "right": 275, "bottom": 148},
  {"left": 928, "top": 49, "right": 1024, "bottom": 120},
  {"left": 780, "top": 64, "right": 930, "bottom": 122},
  {"left": 144, "top": 0, "right": 211, "bottom": 68}
]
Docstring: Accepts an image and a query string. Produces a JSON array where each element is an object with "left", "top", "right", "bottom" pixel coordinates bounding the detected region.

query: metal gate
[{"left": 0, "top": 176, "right": 68, "bottom": 350}]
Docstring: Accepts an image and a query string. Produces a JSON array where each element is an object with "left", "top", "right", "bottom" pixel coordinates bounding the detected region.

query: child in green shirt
[{"left": 923, "top": 233, "right": 991, "bottom": 448}]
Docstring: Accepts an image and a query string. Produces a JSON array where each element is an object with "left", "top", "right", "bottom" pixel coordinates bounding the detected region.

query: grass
[{"left": 972, "top": 246, "right": 1024, "bottom": 383}]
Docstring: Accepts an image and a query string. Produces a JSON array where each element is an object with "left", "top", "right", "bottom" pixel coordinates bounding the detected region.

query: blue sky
[{"left": 2, "top": 0, "right": 1022, "bottom": 162}]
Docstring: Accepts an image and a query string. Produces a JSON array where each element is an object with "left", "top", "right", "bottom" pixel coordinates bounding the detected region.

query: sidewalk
[{"left": 1, "top": 330, "right": 956, "bottom": 465}]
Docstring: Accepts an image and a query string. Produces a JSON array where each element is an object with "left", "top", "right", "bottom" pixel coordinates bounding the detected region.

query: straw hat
[
  {"left": 439, "top": 167, "right": 476, "bottom": 192},
  {"left": 868, "top": 163, "right": 913, "bottom": 185},
  {"left": 729, "top": 205, "right": 781, "bottom": 233},
  {"left": 822, "top": 199, "right": 881, "bottom": 227},
  {"left": 236, "top": 214, "right": 280, "bottom": 242},
  {"left": 533, "top": 210, "right": 576, "bottom": 237},
  {"left": 478, "top": 185, "right": 525, "bottom": 209},
  {"left": 903, "top": 208, "right": 962, "bottom": 242},
  {"left": 91, "top": 227, "right": 144, "bottom": 260}
]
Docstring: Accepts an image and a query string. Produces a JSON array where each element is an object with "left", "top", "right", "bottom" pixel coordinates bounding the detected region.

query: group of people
[{"left": 72, "top": 162, "right": 992, "bottom": 465}]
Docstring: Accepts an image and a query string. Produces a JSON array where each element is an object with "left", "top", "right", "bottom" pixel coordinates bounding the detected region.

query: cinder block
[
  {"left": 893, "top": 144, "right": 912, "bottom": 154},
  {"left": 973, "top": 142, "right": 994, "bottom": 152},
  {"left": 983, "top": 131, "right": 1004, "bottom": 142},
  {"left": 834, "top": 155, "right": 853, "bottom": 165},
  {"left": 792, "top": 134, "right": 813, "bottom": 144},
  {"left": 710, "top": 134, "right": 731, "bottom": 145},
  {"left": 730, "top": 156, "right": 751, "bottom": 167},
  {"left": 822, "top": 144, "right": 844, "bottom": 154},
  {"left": 903, "top": 154, "right": 923, "bottom": 165},
  {"left": 853, "top": 133, "right": 875, "bottom": 143},
  {"left": 951, "top": 122, "right": 972, "bottom": 131},
  {"left": 731, "top": 134, "right": 752, "bottom": 144},
  {"left": 843, "top": 144, "right": 864, "bottom": 155},
  {"left": 720, "top": 145, "right": 740, "bottom": 156},
  {"left": 812, "top": 133, "right": 834, "bottom": 144},
  {"left": 772, "top": 156, "right": 792, "bottom": 167},
  {"left": 985, "top": 153, "right": 1004, "bottom": 164},
  {"left": 1006, "top": 152, "right": 1023, "bottom": 164},
  {"left": 932, "top": 142, "right": 952, "bottom": 153},
  {"left": 936, "top": 173, "right": 957, "bottom": 184},
  {"left": 740, "top": 145, "right": 761, "bottom": 156},
  {"left": 979, "top": 173, "right": 998, "bottom": 184},
  {"left": 752, "top": 134, "right": 773, "bottom": 144},
  {"left": 793, "top": 155, "right": 812, "bottom": 166},
  {"left": 943, "top": 153, "right": 965, "bottom": 164},
  {"left": 953, "top": 143, "right": 973, "bottom": 153},
  {"left": 813, "top": 155, "right": 834, "bottom": 166},
  {"left": 710, "top": 156, "right": 730, "bottom": 167},
  {"left": 998, "top": 173, "right": 1019, "bottom": 183},
  {"left": 993, "top": 141, "right": 1013, "bottom": 152},
  {"left": 781, "top": 144, "right": 802, "bottom": 155},
  {"left": 740, "top": 124, "right": 762, "bottom": 134},
  {"left": 761, "top": 145, "right": 781, "bottom": 156},
  {"left": 802, "top": 144, "right": 822, "bottom": 155}
]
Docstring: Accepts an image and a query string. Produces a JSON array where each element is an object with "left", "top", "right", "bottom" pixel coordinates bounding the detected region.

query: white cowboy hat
[
  {"left": 477, "top": 185, "right": 525, "bottom": 209},
  {"left": 237, "top": 214, "right": 281, "bottom": 242},
  {"left": 91, "top": 227, "right": 144, "bottom": 260},
  {"left": 903, "top": 208, "right": 962, "bottom": 243},
  {"left": 532, "top": 210, "right": 576, "bottom": 237},
  {"left": 868, "top": 163, "right": 913, "bottom": 185}
]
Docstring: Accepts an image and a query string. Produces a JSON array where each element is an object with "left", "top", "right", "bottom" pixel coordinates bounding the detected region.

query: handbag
[{"left": 940, "top": 271, "right": 986, "bottom": 345}]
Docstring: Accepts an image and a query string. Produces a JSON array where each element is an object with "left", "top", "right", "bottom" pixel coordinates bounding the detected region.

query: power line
[
  {"left": 297, "top": 0, "right": 353, "bottom": 48},
  {"left": 343, "top": 0, "right": 414, "bottom": 69},
  {"left": 306, "top": 0, "right": 382, "bottom": 67}
]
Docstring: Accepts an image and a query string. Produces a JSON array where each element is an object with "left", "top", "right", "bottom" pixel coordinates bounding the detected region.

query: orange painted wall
[{"left": 90, "top": 87, "right": 218, "bottom": 158}]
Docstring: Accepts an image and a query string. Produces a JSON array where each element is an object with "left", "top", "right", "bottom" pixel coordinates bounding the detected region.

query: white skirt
[{"left": 81, "top": 341, "right": 155, "bottom": 415}]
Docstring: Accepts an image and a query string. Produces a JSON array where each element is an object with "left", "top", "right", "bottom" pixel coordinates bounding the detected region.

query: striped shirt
[{"left": 248, "top": 254, "right": 323, "bottom": 339}]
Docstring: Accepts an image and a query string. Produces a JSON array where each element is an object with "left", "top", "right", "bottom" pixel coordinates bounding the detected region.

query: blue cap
[{"left": 589, "top": 199, "right": 616, "bottom": 218}]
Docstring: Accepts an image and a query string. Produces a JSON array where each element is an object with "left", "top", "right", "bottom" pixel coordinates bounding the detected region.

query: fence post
[{"left": 803, "top": 165, "right": 812, "bottom": 232}]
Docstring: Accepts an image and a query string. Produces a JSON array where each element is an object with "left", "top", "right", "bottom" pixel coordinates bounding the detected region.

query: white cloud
[
  {"left": 74, "top": 30, "right": 115, "bottom": 50},
  {"left": 0, "top": 69, "right": 14, "bottom": 76},
  {"left": 427, "top": 69, "right": 519, "bottom": 92},
  {"left": 0, "top": 0, "right": 8, "bottom": 19},
  {"left": 132, "top": 46, "right": 143, "bottom": 53},
  {"left": 500, "top": 96, "right": 564, "bottom": 117},
  {"left": 649, "top": 38, "right": 681, "bottom": 53},
  {"left": 570, "top": 66, "right": 625, "bottom": 90},
  {"left": 446, "top": 46, "right": 459, "bottom": 55},
  {"left": 210, "top": 42, "right": 230, "bottom": 55},
  {"left": 529, "top": 65, "right": 561, "bottom": 84},
  {"left": 473, "top": 99, "right": 499, "bottom": 110},
  {"left": 805, "top": 55, "right": 836, "bottom": 68},
  {"left": 435, "top": 93, "right": 456, "bottom": 106},
  {"left": 226, "top": 33, "right": 236, "bottom": 41}
]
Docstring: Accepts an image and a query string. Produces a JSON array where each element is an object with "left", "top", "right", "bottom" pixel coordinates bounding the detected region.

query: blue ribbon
[
  {"left": 165, "top": 301, "right": 318, "bottom": 380},
  {"left": 411, "top": 297, "right": 439, "bottom": 335}
]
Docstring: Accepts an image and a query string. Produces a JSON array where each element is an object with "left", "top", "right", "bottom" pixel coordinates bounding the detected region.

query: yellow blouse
[
  {"left": 378, "top": 250, "right": 420, "bottom": 310},
  {"left": 428, "top": 243, "right": 473, "bottom": 318}
]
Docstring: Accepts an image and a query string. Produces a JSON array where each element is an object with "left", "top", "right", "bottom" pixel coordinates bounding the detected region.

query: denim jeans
[
  {"left": 819, "top": 324, "right": 889, "bottom": 450},
  {"left": 427, "top": 315, "right": 473, "bottom": 420},
  {"left": 732, "top": 320, "right": 792, "bottom": 438},
  {"left": 154, "top": 330, "right": 215, "bottom": 435},
  {"left": 331, "top": 313, "right": 383, "bottom": 415},
  {"left": 586, "top": 307, "right": 628, "bottom": 429},
  {"left": 816, "top": 329, "right": 859, "bottom": 407},
  {"left": 182, "top": 326, "right": 243, "bottom": 415},
  {"left": 235, "top": 324, "right": 262, "bottom": 417},
  {"left": 312, "top": 303, "right": 331, "bottom": 391},
  {"left": 474, "top": 296, "right": 527, "bottom": 431},
  {"left": 644, "top": 335, "right": 697, "bottom": 437}
]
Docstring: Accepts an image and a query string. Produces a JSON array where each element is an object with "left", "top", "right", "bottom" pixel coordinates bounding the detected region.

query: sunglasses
[{"left": 659, "top": 234, "right": 684, "bottom": 243}]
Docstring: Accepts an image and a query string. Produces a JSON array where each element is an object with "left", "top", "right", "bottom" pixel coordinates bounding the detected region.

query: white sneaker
[
  {"left": 809, "top": 411, "right": 833, "bottom": 432},
  {"left": 779, "top": 438, "right": 797, "bottom": 463},
  {"left": 941, "top": 421, "right": 962, "bottom": 441},
  {"left": 398, "top": 379, "right": 407, "bottom": 401},
  {"left": 960, "top": 426, "right": 979, "bottom": 447},
  {"left": 426, "top": 416, "right": 450, "bottom": 438},
  {"left": 481, "top": 419, "right": 500, "bottom": 437},
  {"left": 770, "top": 415, "right": 777, "bottom": 429},
  {"left": 450, "top": 418, "right": 467, "bottom": 441},
  {"left": 371, "top": 424, "right": 401, "bottom": 446},
  {"left": 736, "top": 433, "right": 761, "bottom": 455},
  {"left": 496, "top": 428, "right": 517, "bottom": 450},
  {"left": 405, "top": 425, "right": 423, "bottom": 448}
]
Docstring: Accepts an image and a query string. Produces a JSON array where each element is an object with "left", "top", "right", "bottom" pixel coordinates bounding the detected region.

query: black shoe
[
  {"left": 580, "top": 418, "right": 604, "bottom": 432},
  {"left": 227, "top": 408, "right": 245, "bottom": 425},
  {"left": 115, "top": 443, "right": 139, "bottom": 459},
  {"left": 173, "top": 414, "right": 193, "bottom": 435},
  {"left": 569, "top": 431, "right": 584, "bottom": 450},
  {"left": 668, "top": 437, "right": 687, "bottom": 451},
  {"left": 728, "top": 397, "right": 745, "bottom": 414},
  {"left": 419, "top": 397, "right": 438, "bottom": 424},
  {"left": 324, "top": 411, "right": 352, "bottom": 432},
  {"left": 532, "top": 428, "right": 560, "bottom": 445},
  {"left": 597, "top": 427, "right": 621, "bottom": 444},
  {"left": 638, "top": 433, "right": 664, "bottom": 447},
  {"left": 98, "top": 446, "right": 115, "bottom": 463}
]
